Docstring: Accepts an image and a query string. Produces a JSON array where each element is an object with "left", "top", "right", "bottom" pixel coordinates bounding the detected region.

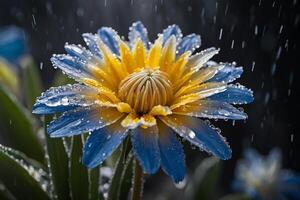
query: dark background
[{"left": 0, "top": 0, "right": 299, "bottom": 199}]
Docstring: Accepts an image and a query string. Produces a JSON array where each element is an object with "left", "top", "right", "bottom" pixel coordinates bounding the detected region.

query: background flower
[
  {"left": 0, "top": 26, "right": 27, "bottom": 64},
  {"left": 233, "top": 148, "right": 300, "bottom": 200}
]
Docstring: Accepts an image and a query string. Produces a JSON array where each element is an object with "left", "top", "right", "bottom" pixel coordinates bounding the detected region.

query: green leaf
[
  {"left": 219, "top": 194, "right": 252, "bottom": 200},
  {"left": 0, "top": 85, "right": 44, "bottom": 163},
  {"left": 118, "top": 153, "right": 134, "bottom": 200},
  {"left": 185, "top": 157, "right": 221, "bottom": 200},
  {"left": 52, "top": 71, "right": 75, "bottom": 87},
  {"left": 0, "top": 59, "right": 18, "bottom": 94},
  {"left": 20, "top": 57, "right": 42, "bottom": 110},
  {"left": 89, "top": 166, "right": 100, "bottom": 200},
  {"left": 44, "top": 116, "right": 71, "bottom": 200},
  {"left": 107, "top": 137, "right": 131, "bottom": 200},
  {"left": 0, "top": 144, "right": 50, "bottom": 200},
  {"left": 69, "top": 135, "right": 89, "bottom": 200}
]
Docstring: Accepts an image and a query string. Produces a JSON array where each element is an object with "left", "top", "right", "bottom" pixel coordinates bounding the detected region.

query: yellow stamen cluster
[{"left": 118, "top": 68, "right": 173, "bottom": 114}]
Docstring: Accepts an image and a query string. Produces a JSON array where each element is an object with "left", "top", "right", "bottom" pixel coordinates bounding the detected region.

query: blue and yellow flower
[
  {"left": 233, "top": 148, "right": 300, "bottom": 200},
  {"left": 33, "top": 22, "right": 253, "bottom": 183}
]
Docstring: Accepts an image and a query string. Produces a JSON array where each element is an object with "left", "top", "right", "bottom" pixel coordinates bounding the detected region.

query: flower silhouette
[{"left": 33, "top": 21, "right": 253, "bottom": 183}]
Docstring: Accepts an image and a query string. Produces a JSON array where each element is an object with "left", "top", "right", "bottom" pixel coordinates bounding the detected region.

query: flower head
[
  {"left": 233, "top": 148, "right": 300, "bottom": 200},
  {"left": 0, "top": 26, "right": 27, "bottom": 63},
  {"left": 33, "top": 21, "right": 253, "bottom": 183}
]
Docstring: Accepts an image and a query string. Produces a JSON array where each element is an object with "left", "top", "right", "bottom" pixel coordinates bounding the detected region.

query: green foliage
[
  {"left": 0, "top": 85, "right": 44, "bottom": 163},
  {"left": 20, "top": 57, "right": 42, "bottom": 110},
  {"left": 0, "top": 60, "right": 18, "bottom": 94},
  {"left": 107, "top": 137, "right": 132, "bottom": 200},
  {"left": 69, "top": 135, "right": 89, "bottom": 200},
  {"left": 44, "top": 116, "right": 71, "bottom": 200},
  {"left": 185, "top": 157, "right": 221, "bottom": 200},
  {"left": 89, "top": 166, "right": 102, "bottom": 200},
  {"left": 0, "top": 144, "right": 50, "bottom": 200},
  {"left": 118, "top": 153, "right": 134, "bottom": 200}
]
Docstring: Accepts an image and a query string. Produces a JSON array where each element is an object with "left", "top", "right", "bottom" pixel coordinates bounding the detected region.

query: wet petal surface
[
  {"left": 131, "top": 126, "right": 160, "bottom": 174},
  {"left": 83, "top": 121, "right": 128, "bottom": 168}
]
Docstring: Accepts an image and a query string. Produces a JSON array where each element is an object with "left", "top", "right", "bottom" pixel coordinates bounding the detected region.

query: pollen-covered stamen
[{"left": 118, "top": 69, "right": 173, "bottom": 113}]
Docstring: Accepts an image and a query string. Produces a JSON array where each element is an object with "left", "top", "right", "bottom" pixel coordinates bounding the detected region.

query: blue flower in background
[
  {"left": 0, "top": 26, "right": 27, "bottom": 63},
  {"left": 33, "top": 21, "right": 253, "bottom": 183},
  {"left": 233, "top": 148, "right": 300, "bottom": 200}
]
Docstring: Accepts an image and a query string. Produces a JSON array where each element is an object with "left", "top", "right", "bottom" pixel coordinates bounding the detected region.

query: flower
[
  {"left": 233, "top": 148, "right": 300, "bottom": 200},
  {"left": 0, "top": 26, "right": 27, "bottom": 92},
  {"left": 0, "top": 26, "right": 27, "bottom": 63},
  {"left": 33, "top": 21, "right": 253, "bottom": 183}
]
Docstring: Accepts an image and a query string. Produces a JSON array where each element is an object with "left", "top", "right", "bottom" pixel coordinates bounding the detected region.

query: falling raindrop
[
  {"left": 251, "top": 61, "right": 256, "bottom": 71},
  {"left": 275, "top": 47, "right": 282, "bottom": 60},
  {"left": 279, "top": 25, "right": 283, "bottom": 34},
  {"left": 264, "top": 92, "right": 270, "bottom": 104},
  {"left": 255, "top": 25, "right": 258, "bottom": 35},
  {"left": 224, "top": 3, "right": 229, "bottom": 15},
  {"left": 271, "top": 63, "right": 277, "bottom": 75},
  {"left": 31, "top": 14, "right": 37, "bottom": 29},
  {"left": 175, "top": 177, "right": 187, "bottom": 189},
  {"left": 231, "top": 40, "right": 235, "bottom": 49},
  {"left": 242, "top": 41, "right": 246, "bottom": 48},
  {"left": 219, "top": 28, "right": 223, "bottom": 40}
]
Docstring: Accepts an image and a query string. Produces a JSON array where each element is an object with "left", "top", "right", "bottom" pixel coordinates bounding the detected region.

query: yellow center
[{"left": 118, "top": 68, "right": 173, "bottom": 114}]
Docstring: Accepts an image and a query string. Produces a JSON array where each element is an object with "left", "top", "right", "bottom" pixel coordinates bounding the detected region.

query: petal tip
[{"left": 218, "top": 147, "right": 232, "bottom": 160}]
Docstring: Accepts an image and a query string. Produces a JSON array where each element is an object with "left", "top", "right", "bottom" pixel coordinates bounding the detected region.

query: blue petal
[
  {"left": 51, "top": 54, "right": 92, "bottom": 80},
  {"left": 186, "top": 48, "right": 219, "bottom": 70},
  {"left": 131, "top": 126, "right": 160, "bottom": 174},
  {"left": 162, "top": 24, "right": 182, "bottom": 44},
  {"left": 33, "top": 84, "right": 97, "bottom": 114},
  {"left": 174, "top": 100, "right": 248, "bottom": 120},
  {"left": 64, "top": 43, "right": 92, "bottom": 61},
  {"left": 208, "top": 62, "right": 243, "bottom": 83},
  {"left": 267, "top": 148, "right": 282, "bottom": 166},
  {"left": 65, "top": 43, "right": 103, "bottom": 67},
  {"left": 0, "top": 26, "right": 27, "bottom": 63},
  {"left": 158, "top": 121, "right": 185, "bottom": 183},
  {"left": 83, "top": 122, "right": 128, "bottom": 168},
  {"left": 98, "top": 27, "right": 119, "bottom": 55},
  {"left": 128, "top": 21, "right": 150, "bottom": 49},
  {"left": 82, "top": 33, "right": 102, "bottom": 59},
  {"left": 160, "top": 115, "right": 232, "bottom": 160},
  {"left": 33, "top": 102, "right": 75, "bottom": 114},
  {"left": 244, "top": 148, "right": 261, "bottom": 162},
  {"left": 280, "top": 174, "right": 300, "bottom": 200},
  {"left": 47, "top": 106, "right": 123, "bottom": 137},
  {"left": 208, "top": 84, "right": 254, "bottom": 105},
  {"left": 177, "top": 34, "right": 201, "bottom": 56},
  {"left": 281, "top": 174, "right": 300, "bottom": 185}
]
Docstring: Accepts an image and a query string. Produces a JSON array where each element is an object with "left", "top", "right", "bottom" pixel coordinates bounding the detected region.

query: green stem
[
  {"left": 132, "top": 160, "right": 144, "bottom": 200},
  {"left": 107, "top": 137, "right": 131, "bottom": 200}
]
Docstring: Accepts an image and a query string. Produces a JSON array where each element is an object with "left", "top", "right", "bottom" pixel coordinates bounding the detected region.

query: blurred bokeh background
[{"left": 0, "top": 0, "right": 299, "bottom": 199}]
